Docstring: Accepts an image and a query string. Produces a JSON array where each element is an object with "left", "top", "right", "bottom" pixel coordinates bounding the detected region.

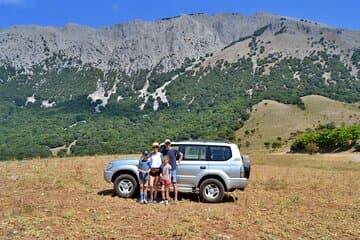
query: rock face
[
  {"left": 0, "top": 12, "right": 360, "bottom": 111},
  {"left": 1, "top": 12, "right": 359, "bottom": 72}
]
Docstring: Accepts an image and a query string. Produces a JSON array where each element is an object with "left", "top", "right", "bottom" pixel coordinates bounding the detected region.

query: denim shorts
[{"left": 171, "top": 169, "right": 177, "bottom": 183}]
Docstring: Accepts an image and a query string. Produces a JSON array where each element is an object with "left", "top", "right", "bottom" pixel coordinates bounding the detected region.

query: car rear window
[
  {"left": 183, "top": 145, "right": 207, "bottom": 161},
  {"left": 208, "top": 146, "right": 232, "bottom": 161}
]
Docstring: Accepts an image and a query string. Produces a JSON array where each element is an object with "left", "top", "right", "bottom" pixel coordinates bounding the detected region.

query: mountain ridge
[{"left": 0, "top": 12, "right": 360, "bottom": 160}]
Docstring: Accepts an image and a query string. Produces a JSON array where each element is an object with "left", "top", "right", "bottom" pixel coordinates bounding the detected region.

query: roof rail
[{"left": 172, "top": 139, "right": 231, "bottom": 144}]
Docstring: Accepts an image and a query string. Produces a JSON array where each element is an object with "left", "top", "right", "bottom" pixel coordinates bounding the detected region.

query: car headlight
[{"left": 106, "top": 162, "right": 113, "bottom": 170}]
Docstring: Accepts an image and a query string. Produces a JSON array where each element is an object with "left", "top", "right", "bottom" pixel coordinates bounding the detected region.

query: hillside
[
  {"left": 1, "top": 153, "right": 359, "bottom": 239},
  {"left": 1, "top": 12, "right": 360, "bottom": 160},
  {"left": 236, "top": 95, "right": 360, "bottom": 152}
]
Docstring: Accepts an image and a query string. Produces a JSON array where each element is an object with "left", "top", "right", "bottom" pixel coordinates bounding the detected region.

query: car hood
[{"left": 109, "top": 158, "right": 139, "bottom": 167}]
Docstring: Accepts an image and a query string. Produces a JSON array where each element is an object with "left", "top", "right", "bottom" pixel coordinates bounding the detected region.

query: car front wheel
[
  {"left": 199, "top": 178, "right": 225, "bottom": 203},
  {"left": 113, "top": 174, "right": 137, "bottom": 198}
]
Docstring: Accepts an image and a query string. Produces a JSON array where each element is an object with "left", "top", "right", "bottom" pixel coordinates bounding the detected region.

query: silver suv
[{"left": 103, "top": 140, "right": 251, "bottom": 203}]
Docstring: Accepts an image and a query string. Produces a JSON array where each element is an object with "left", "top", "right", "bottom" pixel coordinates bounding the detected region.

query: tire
[
  {"left": 242, "top": 155, "right": 251, "bottom": 179},
  {"left": 113, "top": 174, "right": 138, "bottom": 198},
  {"left": 199, "top": 178, "right": 225, "bottom": 203}
]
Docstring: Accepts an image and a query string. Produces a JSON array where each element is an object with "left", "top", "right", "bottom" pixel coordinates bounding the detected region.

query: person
[
  {"left": 160, "top": 155, "right": 172, "bottom": 205},
  {"left": 137, "top": 150, "right": 151, "bottom": 204},
  {"left": 162, "top": 139, "right": 183, "bottom": 203},
  {"left": 148, "top": 142, "right": 163, "bottom": 203}
]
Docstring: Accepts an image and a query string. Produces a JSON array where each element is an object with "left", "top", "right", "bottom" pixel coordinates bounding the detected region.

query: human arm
[{"left": 177, "top": 151, "right": 183, "bottom": 165}]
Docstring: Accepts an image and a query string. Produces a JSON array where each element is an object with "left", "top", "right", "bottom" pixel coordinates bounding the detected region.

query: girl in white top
[{"left": 148, "top": 142, "right": 163, "bottom": 202}]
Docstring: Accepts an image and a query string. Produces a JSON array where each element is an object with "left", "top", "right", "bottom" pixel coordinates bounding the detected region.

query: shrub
[
  {"left": 272, "top": 142, "right": 282, "bottom": 149},
  {"left": 354, "top": 140, "right": 360, "bottom": 152},
  {"left": 305, "top": 142, "right": 319, "bottom": 154},
  {"left": 291, "top": 125, "right": 360, "bottom": 153}
]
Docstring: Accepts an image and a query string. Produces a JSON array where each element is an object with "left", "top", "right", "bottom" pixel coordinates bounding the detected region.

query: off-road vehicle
[{"left": 104, "top": 140, "right": 250, "bottom": 203}]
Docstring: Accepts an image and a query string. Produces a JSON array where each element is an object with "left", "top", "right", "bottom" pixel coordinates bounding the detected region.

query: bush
[
  {"left": 355, "top": 140, "right": 360, "bottom": 152},
  {"left": 291, "top": 125, "right": 360, "bottom": 153},
  {"left": 272, "top": 142, "right": 282, "bottom": 149},
  {"left": 305, "top": 142, "right": 319, "bottom": 154}
]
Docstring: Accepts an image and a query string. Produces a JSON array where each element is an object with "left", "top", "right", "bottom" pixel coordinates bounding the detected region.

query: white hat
[{"left": 164, "top": 139, "right": 171, "bottom": 144}]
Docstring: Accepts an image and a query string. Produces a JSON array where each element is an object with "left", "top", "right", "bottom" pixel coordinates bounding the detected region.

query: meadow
[{"left": 1, "top": 153, "right": 359, "bottom": 239}]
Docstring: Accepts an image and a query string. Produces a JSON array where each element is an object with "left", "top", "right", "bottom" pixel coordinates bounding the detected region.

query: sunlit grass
[{"left": 0, "top": 153, "right": 359, "bottom": 239}]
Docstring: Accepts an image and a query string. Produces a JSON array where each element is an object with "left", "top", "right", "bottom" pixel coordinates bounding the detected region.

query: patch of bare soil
[{"left": 1, "top": 154, "right": 359, "bottom": 239}]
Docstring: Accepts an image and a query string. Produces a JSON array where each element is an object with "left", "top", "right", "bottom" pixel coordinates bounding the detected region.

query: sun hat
[
  {"left": 152, "top": 142, "right": 160, "bottom": 148},
  {"left": 164, "top": 139, "right": 171, "bottom": 144}
]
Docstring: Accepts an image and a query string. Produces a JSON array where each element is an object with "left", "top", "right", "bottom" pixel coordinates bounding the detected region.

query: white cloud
[
  {"left": 112, "top": 2, "right": 120, "bottom": 12},
  {"left": 0, "top": 0, "right": 24, "bottom": 6}
]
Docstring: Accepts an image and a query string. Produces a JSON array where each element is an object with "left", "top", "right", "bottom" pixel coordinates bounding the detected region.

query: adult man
[{"left": 162, "top": 139, "right": 183, "bottom": 203}]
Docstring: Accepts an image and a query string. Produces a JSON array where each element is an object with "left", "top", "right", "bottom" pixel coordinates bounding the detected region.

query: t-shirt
[
  {"left": 149, "top": 152, "right": 163, "bottom": 168},
  {"left": 138, "top": 158, "right": 151, "bottom": 180},
  {"left": 162, "top": 148, "right": 180, "bottom": 169},
  {"left": 161, "top": 163, "right": 172, "bottom": 180}
]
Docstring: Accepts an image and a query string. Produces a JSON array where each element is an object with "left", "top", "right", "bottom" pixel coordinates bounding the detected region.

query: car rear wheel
[
  {"left": 113, "top": 174, "right": 137, "bottom": 198},
  {"left": 199, "top": 178, "right": 225, "bottom": 203}
]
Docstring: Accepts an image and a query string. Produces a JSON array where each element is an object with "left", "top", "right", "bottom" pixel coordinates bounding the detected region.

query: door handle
[{"left": 200, "top": 166, "right": 206, "bottom": 169}]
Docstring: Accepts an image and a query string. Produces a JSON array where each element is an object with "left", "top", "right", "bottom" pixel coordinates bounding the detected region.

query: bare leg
[
  {"left": 173, "top": 182, "right": 178, "bottom": 201},
  {"left": 161, "top": 184, "right": 165, "bottom": 200},
  {"left": 149, "top": 176, "right": 154, "bottom": 201},
  {"left": 166, "top": 186, "right": 170, "bottom": 200},
  {"left": 153, "top": 176, "right": 159, "bottom": 200}
]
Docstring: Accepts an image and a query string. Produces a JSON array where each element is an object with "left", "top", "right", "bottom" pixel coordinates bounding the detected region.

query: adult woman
[{"left": 148, "top": 142, "right": 163, "bottom": 203}]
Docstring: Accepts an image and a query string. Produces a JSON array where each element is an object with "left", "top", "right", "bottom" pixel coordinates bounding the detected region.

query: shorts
[
  {"left": 150, "top": 168, "right": 161, "bottom": 177},
  {"left": 139, "top": 178, "right": 148, "bottom": 184},
  {"left": 171, "top": 169, "right": 177, "bottom": 183},
  {"left": 160, "top": 179, "right": 171, "bottom": 186}
]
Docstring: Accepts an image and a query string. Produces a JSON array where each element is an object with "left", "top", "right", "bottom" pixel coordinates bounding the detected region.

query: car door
[
  {"left": 176, "top": 145, "right": 208, "bottom": 188},
  {"left": 207, "top": 145, "right": 240, "bottom": 178}
]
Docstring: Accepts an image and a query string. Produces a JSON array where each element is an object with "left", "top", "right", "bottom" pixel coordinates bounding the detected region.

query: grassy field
[
  {"left": 236, "top": 95, "right": 360, "bottom": 151},
  {"left": 1, "top": 153, "right": 360, "bottom": 239}
]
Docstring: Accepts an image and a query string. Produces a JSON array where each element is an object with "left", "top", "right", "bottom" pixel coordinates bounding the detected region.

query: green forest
[{"left": 1, "top": 46, "right": 360, "bottom": 160}]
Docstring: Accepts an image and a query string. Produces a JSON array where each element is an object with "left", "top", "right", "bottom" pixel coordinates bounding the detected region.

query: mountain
[
  {"left": 0, "top": 12, "right": 360, "bottom": 160},
  {"left": 236, "top": 95, "right": 360, "bottom": 151}
]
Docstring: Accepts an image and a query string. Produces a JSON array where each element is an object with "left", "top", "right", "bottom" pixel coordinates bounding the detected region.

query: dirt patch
[{"left": 1, "top": 154, "right": 359, "bottom": 239}]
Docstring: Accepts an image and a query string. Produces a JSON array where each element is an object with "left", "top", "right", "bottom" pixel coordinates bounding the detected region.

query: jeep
[{"left": 103, "top": 140, "right": 251, "bottom": 203}]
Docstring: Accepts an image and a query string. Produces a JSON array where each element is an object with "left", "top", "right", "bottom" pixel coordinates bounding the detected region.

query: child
[
  {"left": 160, "top": 155, "right": 172, "bottom": 205},
  {"left": 138, "top": 150, "right": 151, "bottom": 204}
]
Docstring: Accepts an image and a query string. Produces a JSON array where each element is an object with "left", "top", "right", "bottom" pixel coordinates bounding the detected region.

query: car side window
[
  {"left": 208, "top": 146, "right": 232, "bottom": 161},
  {"left": 183, "top": 145, "right": 207, "bottom": 161}
]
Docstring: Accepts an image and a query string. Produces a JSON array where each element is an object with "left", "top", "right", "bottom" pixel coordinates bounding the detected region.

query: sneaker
[
  {"left": 164, "top": 200, "right": 169, "bottom": 206},
  {"left": 172, "top": 200, "right": 177, "bottom": 204},
  {"left": 159, "top": 200, "right": 166, "bottom": 204},
  {"left": 153, "top": 198, "right": 158, "bottom": 203},
  {"left": 143, "top": 200, "right": 147, "bottom": 204}
]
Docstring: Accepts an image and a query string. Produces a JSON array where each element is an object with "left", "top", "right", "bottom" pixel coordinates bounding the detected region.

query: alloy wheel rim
[{"left": 204, "top": 184, "right": 220, "bottom": 199}]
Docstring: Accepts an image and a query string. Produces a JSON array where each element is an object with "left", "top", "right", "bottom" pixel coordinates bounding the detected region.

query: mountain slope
[
  {"left": 0, "top": 12, "right": 360, "bottom": 160},
  {"left": 236, "top": 95, "right": 360, "bottom": 151},
  {"left": 0, "top": 12, "right": 359, "bottom": 111}
]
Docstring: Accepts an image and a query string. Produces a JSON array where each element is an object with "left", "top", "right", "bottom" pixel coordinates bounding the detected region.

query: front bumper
[{"left": 104, "top": 170, "right": 113, "bottom": 183}]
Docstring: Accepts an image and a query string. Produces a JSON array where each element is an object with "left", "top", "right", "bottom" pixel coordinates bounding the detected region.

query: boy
[
  {"left": 160, "top": 155, "right": 172, "bottom": 205},
  {"left": 138, "top": 150, "right": 151, "bottom": 204},
  {"left": 161, "top": 139, "right": 183, "bottom": 203}
]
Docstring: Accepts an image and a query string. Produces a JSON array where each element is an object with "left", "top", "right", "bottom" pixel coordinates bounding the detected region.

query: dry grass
[
  {"left": 1, "top": 153, "right": 360, "bottom": 239},
  {"left": 236, "top": 95, "right": 360, "bottom": 151}
]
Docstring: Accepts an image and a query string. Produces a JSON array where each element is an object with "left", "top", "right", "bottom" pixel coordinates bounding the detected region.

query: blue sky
[{"left": 0, "top": 0, "right": 359, "bottom": 30}]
